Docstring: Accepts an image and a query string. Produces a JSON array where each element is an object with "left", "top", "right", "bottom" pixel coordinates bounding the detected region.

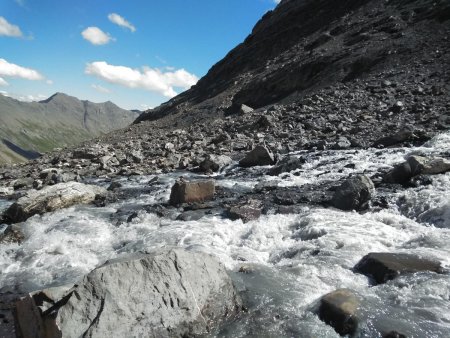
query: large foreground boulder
[
  {"left": 354, "top": 252, "right": 444, "bottom": 284},
  {"left": 239, "top": 145, "right": 276, "bottom": 167},
  {"left": 318, "top": 289, "right": 360, "bottom": 336},
  {"left": 15, "top": 248, "right": 242, "bottom": 338},
  {"left": 169, "top": 179, "right": 215, "bottom": 205},
  {"left": 331, "top": 175, "right": 375, "bottom": 211},
  {"left": 4, "top": 182, "right": 106, "bottom": 223}
]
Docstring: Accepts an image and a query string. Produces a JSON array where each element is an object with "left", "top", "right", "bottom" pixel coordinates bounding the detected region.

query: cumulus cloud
[
  {"left": 0, "top": 77, "right": 8, "bottom": 86},
  {"left": 81, "top": 27, "right": 113, "bottom": 45},
  {"left": 91, "top": 84, "right": 110, "bottom": 93},
  {"left": 19, "top": 93, "right": 47, "bottom": 102},
  {"left": 0, "top": 59, "right": 44, "bottom": 81},
  {"left": 108, "top": 13, "right": 136, "bottom": 32},
  {"left": 0, "top": 17, "right": 23, "bottom": 37},
  {"left": 85, "top": 61, "right": 199, "bottom": 98},
  {"left": 0, "top": 90, "right": 47, "bottom": 102}
]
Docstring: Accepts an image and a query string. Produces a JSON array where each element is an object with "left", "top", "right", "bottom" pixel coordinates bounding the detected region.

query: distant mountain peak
[{"left": 39, "top": 92, "right": 76, "bottom": 104}]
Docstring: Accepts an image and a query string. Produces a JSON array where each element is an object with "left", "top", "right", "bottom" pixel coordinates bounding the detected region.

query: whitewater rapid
[{"left": 1, "top": 132, "right": 450, "bottom": 337}]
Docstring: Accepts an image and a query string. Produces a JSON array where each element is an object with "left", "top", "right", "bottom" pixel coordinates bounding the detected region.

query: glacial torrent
[{"left": 1, "top": 132, "right": 450, "bottom": 337}]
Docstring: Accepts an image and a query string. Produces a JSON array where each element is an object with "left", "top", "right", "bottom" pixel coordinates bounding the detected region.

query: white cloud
[
  {"left": 0, "top": 17, "right": 23, "bottom": 37},
  {"left": 0, "top": 77, "right": 8, "bottom": 86},
  {"left": 108, "top": 13, "right": 136, "bottom": 32},
  {"left": 85, "top": 61, "right": 199, "bottom": 98},
  {"left": 19, "top": 93, "right": 47, "bottom": 102},
  {"left": 46, "top": 79, "right": 53, "bottom": 85},
  {"left": 91, "top": 84, "right": 110, "bottom": 93},
  {"left": 0, "top": 59, "right": 44, "bottom": 81},
  {"left": 0, "top": 90, "right": 47, "bottom": 102},
  {"left": 140, "top": 104, "right": 153, "bottom": 110},
  {"left": 274, "top": 0, "right": 281, "bottom": 4},
  {"left": 81, "top": 27, "right": 113, "bottom": 45}
]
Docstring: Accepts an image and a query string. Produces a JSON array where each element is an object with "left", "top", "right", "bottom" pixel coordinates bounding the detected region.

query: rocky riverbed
[{"left": 1, "top": 130, "right": 450, "bottom": 337}]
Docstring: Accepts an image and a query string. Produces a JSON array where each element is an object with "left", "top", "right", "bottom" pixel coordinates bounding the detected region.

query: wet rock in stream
[
  {"left": 14, "top": 248, "right": 242, "bottom": 338},
  {"left": 3, "top": 182, "right": 106, "bottom": 224},
  {"left": 318, "top": 289, "right": 360, "bottom": 336},
  {"left": 354, "top": 252, "right": 444, "bottom": 285},
  {"left": 169, "top": 179, "right": 215, "bottom": 206}
]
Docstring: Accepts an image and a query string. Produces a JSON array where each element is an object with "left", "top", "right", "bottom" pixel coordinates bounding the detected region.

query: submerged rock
[
  {"left": 331, "top": 175, "right": 374, "bottom": 211},
  {"left": 354, "top": 252, "right": 444, "bottom": 284},
  {"left": 318, "top": 289, "right": 360, "bottom": 336},
  {"left": 4, "top": 182, "right": 106, "bottom": 223},
  {"left": 14, "top": 248, "right": 242, "bottom": 338},
  {"left": 239, "top": 145, "right": 276, "bottom": 167},
  {"left": 169, "top": 179, "right": 215, "bottom": 205}
]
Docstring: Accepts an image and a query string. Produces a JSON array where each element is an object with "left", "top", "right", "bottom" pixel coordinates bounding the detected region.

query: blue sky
[{"left": 0, "top": 0, "right": 279, "bottom": 110}]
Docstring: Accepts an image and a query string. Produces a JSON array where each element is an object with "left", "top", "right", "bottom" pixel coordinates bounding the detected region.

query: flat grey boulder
[
  {"left": 15, "top": 248, "right": 242, "bottom": 338},
  {"left": 354, "top": 252, "right": 444, "bottom": 284},
  {"left": 318, "top": 289, "right": 360, "bottom": 336},
  {"left": 4, "top": 182, "right": 106, "bottom": 223},
  {"left": 407, "top": 155, "right": 450, "bottom": 175},
  {"left": 239, "top": 145, "right": 276, "bottom": 167},
  {"left": 331, "top": 175, "right": 374, "bottom": 211},
  {"left": 169, "top": 179, "right": 215, "bottom": 205}
]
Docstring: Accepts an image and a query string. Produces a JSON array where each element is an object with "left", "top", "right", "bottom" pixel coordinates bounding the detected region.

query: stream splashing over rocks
[{"left": 1, "top": 131, "right": 450, "bottom": 337}]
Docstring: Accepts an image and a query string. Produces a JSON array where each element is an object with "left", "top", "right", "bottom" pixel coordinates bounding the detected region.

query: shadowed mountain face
[
  {"left": 136, "top": 0, "right": 450, "bottom": 126},
  {"left": 0, "top": 93, "right": 139, "bottom": 164}
]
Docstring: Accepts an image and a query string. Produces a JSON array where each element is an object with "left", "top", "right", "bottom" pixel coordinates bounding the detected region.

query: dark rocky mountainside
[
  {"left": 0, "top": 93, "right": 138, "bottom": 164},
  {"left": 136, "top": 0, "right": 450, "bottom": 127}
]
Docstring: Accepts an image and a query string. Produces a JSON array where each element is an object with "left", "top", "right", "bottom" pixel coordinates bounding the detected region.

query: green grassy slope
[{"left": 0, "top": 93, "right": 138, "bottom": 164}]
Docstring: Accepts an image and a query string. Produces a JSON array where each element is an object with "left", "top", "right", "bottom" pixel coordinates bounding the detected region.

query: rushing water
[{"left": 1, "top": 133, "right": 450, "bottom": 337}]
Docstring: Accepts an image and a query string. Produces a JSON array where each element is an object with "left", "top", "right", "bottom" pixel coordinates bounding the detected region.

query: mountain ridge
[
  {"left": 0, "top": 93, "right": 138, "bottom": 164},
  {"left": 135, "top": 0, "right": 450, "bottom": 127}
]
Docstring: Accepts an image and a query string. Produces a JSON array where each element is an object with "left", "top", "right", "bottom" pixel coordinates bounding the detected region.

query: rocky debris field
[{"left": 1, "top": 133, "right": 450, "bottom": 336}]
